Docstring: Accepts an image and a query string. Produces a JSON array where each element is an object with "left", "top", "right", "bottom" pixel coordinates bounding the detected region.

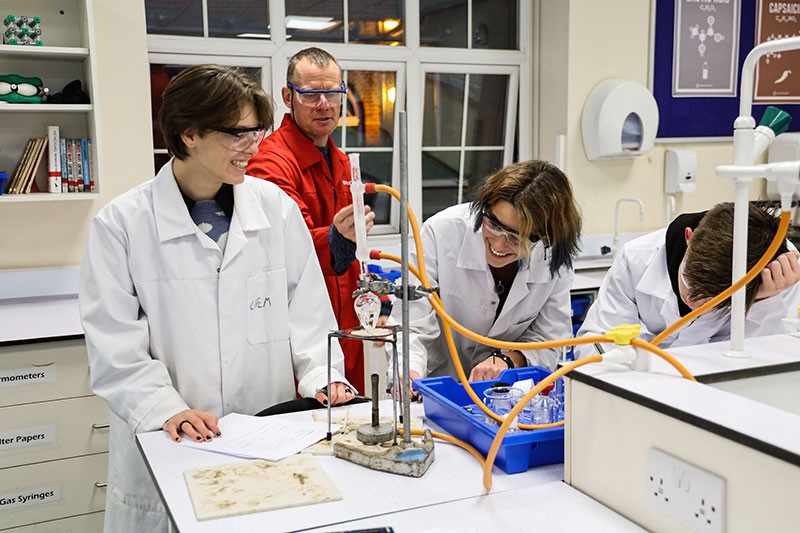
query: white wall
[
  {"left": 539, "top": 0, "right": 765, "bottom": 236},
  {"left": 0, "top": 0, "right": 153, "bottom": 270}
]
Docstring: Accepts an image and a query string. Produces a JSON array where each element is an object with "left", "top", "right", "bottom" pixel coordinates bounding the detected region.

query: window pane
[
  {"left": 420, "top": 0, "right": 467, "bottom": 48},
  {"left": 150, "top": 64, "right": 262, "bottom": 150},
  {"left": 285, "top": 0, "right": 344, "bottom": 42},
  {"left": 422, "top": 150, "right": 460, "bottom": 220},
  {"left": 145, "top": 0, "right": 203, "bottom": 36},
  {"left": 349, "top": 0, "right": 404, "bottom": 45},
  {"left": 423, "top": 73, "right": 465, "bottom": 147},
  {"left": 340, "top": 71, "right": 396, "bottom": 148},
  {"left": 472, "top": 0, "right": 518, "bottom": 49},
  {"left": 463, "top": 150, "right": 503, "bottom": 200},
  {"left": 208, "top": 0, "right": 270, "bottom": 39},
  {"left": 465, "top": 74, "right": 508, "bottom": 146},
  {"left": 350, "top": 151, "right": 393, "bottom": 225}
]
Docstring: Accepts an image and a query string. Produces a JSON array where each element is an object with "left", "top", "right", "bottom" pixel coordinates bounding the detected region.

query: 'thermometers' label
[
  {"left": 0, "top": 366, "right": 56, "bottom": 388},
  {"left": 0, "top": 486, "right": 60, "bottom": 510},
  {"left": 0, "top": 425, "right": 57, "bottom": 452}
]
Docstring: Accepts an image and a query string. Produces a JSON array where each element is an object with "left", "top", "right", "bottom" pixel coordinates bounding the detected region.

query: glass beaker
[{"left": 482, "top": 386, "right": 524, "bottom": 417}]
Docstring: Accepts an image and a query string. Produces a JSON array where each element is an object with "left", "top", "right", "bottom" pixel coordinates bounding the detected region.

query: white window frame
[
  {"left": 148, "top": 53, "right": 271, "bottom": 164},
  {"left": 417, "top": 63, "right": 518, "bottom": 208},
  {"left": 145, "top": 0, "right": 534, "bottom": 237}
]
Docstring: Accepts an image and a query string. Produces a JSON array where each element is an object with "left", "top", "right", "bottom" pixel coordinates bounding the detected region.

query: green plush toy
[{"left": 0, "top": 74, "right": 48, "bottom": 103}]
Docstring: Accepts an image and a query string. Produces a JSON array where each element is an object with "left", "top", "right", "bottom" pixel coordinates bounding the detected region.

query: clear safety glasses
[
  {"left": 481, "top": 210, "right": 538, "bottom": 249},
  {"left": 287, "top": 80, "right": 347, "bottom": 106},
  {"left": 212, "top": 126, "right": 268, "bottom": 152}
]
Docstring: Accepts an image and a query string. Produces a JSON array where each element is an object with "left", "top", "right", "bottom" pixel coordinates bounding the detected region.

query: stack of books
[{"left": 5, "top": 126, "right": 94, "bottom": 195}]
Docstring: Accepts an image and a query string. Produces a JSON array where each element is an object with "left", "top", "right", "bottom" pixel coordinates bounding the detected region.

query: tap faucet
[{"left": 613, "top": 197, "right": 645, "bottom": 251}]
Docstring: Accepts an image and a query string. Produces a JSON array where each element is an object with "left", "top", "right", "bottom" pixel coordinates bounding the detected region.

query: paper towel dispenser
[{"left": 581, "top": 79, "right": 659, "bottom": 160}]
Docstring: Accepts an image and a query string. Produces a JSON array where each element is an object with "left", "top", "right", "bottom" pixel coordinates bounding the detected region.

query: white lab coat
[
  {"left": 79, "top": 162, "right": 347, "bottom": 533},
  {"left": 388, "top": 204, "right": 573, "bottom": 379},
  {"left": 575, "top": 229, "right": 800, "bottom": 357}
]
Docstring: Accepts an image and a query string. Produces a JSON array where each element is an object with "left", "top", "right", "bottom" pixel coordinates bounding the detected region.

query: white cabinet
[
  {"left": 0, "top": 338, "right": 107, "bottom": 532},
  {"left": 0, "top": 0, "right": 101, "bottom": 202}
]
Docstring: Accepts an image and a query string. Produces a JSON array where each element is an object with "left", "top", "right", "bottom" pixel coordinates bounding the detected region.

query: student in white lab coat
[
  {"left": 389, "top": 160, "right": 581, "bottom": 387},
  {"left": 79, "top": 65, "right": 354, "bottom": 533},
  {"left": 576, "top": 203, "right": 800, "bottom": 356}
]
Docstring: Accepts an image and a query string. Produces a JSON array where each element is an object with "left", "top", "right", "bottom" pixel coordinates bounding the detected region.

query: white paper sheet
[{"left": 169, "top": 413, "right": 340, "bottom": 462}]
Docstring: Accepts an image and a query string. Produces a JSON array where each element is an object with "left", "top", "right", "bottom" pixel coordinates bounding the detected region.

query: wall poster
[
  {"left": 754, "top": 0, "right": 800, "bottom": 102},
  {"left": 673, "top": 0, "right": 741, "bottom": 96}
]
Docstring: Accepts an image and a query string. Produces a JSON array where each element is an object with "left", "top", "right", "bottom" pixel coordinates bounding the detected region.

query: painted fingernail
[
  {"left": 216, "top": 432, "right": 221, "bottom": 437},
  {"left": 175, "top": 437, "right": 179, "bottom": 442},
  {"left": 196, "top": 436, "right": 201, "bottom": 441},
  {"left": 206, "top": 435, "right": 212, "bottom": 440},
  {"left": 322, "top": 399, "right": 328, "bottom": 406}
]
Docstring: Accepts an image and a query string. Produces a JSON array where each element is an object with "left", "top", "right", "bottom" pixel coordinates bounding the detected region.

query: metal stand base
[{"left": 334, "top": 429, "right": 435, "bottom": 478}]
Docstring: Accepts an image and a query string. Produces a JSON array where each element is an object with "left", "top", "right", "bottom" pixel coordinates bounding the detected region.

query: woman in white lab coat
[
  {"left": 79, "top": 65, "right": 354, "bottom": 533},
  {"left": 390, "top": 160, "right": 581, "bottom": 385},
  {"left": 575, "top": 203, "right": 800, "bottom": 356}
]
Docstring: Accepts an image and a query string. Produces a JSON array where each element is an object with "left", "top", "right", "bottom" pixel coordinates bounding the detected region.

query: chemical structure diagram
[
  {"left": 689, "top": 15, "right": 725, "bottom": 58},
  {"left": 763, "top": 32, "right": 800, "bottom": 64}
]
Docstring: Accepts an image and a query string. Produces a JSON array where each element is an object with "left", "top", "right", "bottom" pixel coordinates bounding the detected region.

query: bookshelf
[{"left": 0, "top": 0, "right": 101, "bottom": 202}]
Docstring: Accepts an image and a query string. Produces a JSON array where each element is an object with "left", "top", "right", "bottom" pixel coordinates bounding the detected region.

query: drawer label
[
  {"left": 0, "top": 485, "right": 60, "bottom": 510},
  {"left": 0, "top": 365, "right": 57, "bottom": 388},
  {"left": 0, "top": 425, "right": 57, "bottom": 452}
]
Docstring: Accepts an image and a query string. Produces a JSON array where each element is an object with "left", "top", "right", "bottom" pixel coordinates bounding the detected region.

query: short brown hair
[
  {"left": 471, "top": 160, "right": 582, "bottom": 276},
  {"left": 286, "top": 47, "right": 342, "bottom": 84},
  {"left": 158, "top": 64, "right": 274, "bottom": 160},
  {"left": 684, "top": 202, "right": 788, "bottom": 312}
]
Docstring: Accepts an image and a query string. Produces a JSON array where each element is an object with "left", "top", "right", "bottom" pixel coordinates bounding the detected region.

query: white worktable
[{"left": 136, "top": 401, "right": 644, "bottom": 532}]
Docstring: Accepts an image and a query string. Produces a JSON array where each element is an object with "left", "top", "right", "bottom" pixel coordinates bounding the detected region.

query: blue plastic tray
[{"left": 414, "top": 367, "right": 564, "bottom": 474}]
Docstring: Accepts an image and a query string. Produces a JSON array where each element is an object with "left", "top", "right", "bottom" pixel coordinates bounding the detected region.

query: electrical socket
[{"left": 646, "top": 448, "right": 726, "bottom": 533}]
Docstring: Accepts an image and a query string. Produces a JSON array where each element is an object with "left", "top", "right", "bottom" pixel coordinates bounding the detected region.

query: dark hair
[
  {"left": 684, "top": 202, "right": 789, "bottom": 312},
  {"left": 158, "top": 64, "right": 274, "bottom": 160},
  {"left": 470, "top": 160, "right": 582, "bottom": 276},
  {"left": 287, "top": 47, "right": 342, "bottom": 85}
]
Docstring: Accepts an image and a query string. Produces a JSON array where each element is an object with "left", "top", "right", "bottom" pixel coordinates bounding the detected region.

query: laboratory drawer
[
  {"left": 5, "top": 511, "right": 104, "bottom": 532},
  {"left": 0, "top": 453, "right": 107, "bottom": 530},
  {"left": 0, "top": 339, "right": 91, "bottom": 407},
  {"left": 0, "top": 395, "right": 109, "bottom": 469}
]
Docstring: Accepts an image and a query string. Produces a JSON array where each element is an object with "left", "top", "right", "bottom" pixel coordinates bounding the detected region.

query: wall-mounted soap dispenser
[
  {"left": 581, "top": 79, "right": 659, "bottom": 160},
  {"left": 664, "top": 147, "right": 697, "bottom": 194}
]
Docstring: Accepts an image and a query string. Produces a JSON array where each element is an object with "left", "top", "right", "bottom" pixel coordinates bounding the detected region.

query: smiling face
[
  {"left": 179, "top": 103, "right": 260, "bottom": 192},
  {"left": 482, "top": 200, "right": 522, "bottom": 268},
  {"left": 281, "top": 58, "right": 342, "bottom": 146}
]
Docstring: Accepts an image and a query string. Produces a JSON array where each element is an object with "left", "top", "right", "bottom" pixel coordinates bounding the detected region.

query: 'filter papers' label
[{"left": 0, "top": 425, "right": 57, "bottom": 452}]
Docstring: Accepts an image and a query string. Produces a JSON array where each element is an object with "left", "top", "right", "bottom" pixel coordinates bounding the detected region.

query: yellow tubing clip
[{"left": 604, "top": 324, "right": 641, "bottom": 345}]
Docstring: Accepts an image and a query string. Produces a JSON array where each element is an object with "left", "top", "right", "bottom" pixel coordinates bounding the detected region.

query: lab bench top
[
  {"left": 136, "top": 401, "right": 644, "bottom": 533},
  {"left": 569, "top": 333, "right": 800, "bottom": 467}
]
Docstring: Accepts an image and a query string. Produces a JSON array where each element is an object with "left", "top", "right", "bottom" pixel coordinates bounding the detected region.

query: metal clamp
[
  {"left": 94, "top": 481, "right": 107, "bottom": 488},
  {"left": 91, "top": 423, "right": 110, "bottom": 430}
]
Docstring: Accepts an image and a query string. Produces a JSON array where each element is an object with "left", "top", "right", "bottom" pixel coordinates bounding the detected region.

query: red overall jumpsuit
[{"left": 247, "top": 114, "right": 364, "bottom": 393}]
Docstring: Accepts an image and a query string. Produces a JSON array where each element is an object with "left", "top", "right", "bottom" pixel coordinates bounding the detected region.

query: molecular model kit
[{"left": 3, "top": 15, "right": 43, "bottom": 46}]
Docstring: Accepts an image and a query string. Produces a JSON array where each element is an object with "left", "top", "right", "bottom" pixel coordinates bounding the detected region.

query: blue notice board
[{"left": 651, "top": 0, "right": 800, "bottom": 140}]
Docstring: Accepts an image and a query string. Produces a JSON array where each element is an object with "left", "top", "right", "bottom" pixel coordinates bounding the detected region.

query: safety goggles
[
  {"left": 287, "top": 80, "right": 347, "bottom": 106},
  {"left": 212, "top": 125, "right": 268, "bottom": 151},
  {"left": 481, "top": 210, "right": 539, "bottom": 249}
]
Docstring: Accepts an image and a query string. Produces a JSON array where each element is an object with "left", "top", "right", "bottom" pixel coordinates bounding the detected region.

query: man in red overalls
[{"left": 247, "top": 48, "right": 375, "bottom": 393}]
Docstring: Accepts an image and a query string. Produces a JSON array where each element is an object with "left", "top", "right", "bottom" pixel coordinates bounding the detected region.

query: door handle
[
  {"left": 94, "top": 481, "right": 107, "bottom": 488},
  {"left": 91, "top": 423, "right": 110, "bottom": 430}
]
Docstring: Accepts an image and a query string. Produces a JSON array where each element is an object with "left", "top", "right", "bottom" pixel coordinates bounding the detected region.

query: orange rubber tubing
[
  {"left": 481, "top": 356, "right": 602, "bottom": 489},
  {"left": 651, "top": 210, "right": 791, "bottom": 346}
]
